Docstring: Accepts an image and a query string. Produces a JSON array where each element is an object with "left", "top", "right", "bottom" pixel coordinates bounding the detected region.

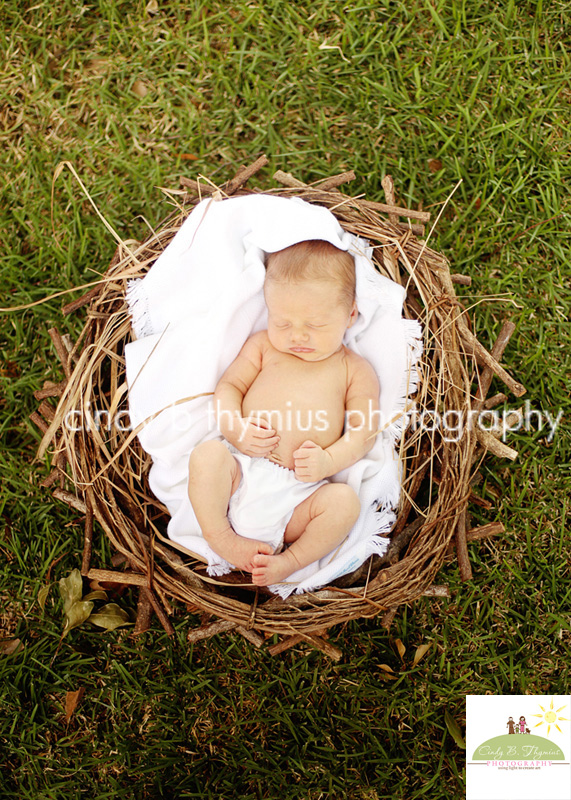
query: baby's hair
[{"left": 265, "top": 239, "right": 356, "bottom": 310}]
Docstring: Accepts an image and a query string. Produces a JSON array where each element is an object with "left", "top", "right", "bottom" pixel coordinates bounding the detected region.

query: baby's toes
[{"left": 252, "top": 553, "right": 270, "bottom": 568}]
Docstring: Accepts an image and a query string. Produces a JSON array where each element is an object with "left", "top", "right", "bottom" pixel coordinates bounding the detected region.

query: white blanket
[{"left": 124, "top": 194, "right": 421, "bottom": 597}]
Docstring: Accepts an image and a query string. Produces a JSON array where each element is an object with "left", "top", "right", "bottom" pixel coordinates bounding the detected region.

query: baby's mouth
[{"left": 290, "top": 346, "right": 314, "bottom": 352}]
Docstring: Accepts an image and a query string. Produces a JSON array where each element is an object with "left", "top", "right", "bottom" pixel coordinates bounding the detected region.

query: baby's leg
[
  {"left": 187, "top": 440, "right": 273, "bottom": 571},
  {"left": 251, "top": 483, "right": 360, "bottom": 586}
]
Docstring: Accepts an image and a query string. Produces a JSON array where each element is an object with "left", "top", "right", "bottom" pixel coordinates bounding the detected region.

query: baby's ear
[{"left": 347, "top": 301, "right": 359, "bottom": 328}]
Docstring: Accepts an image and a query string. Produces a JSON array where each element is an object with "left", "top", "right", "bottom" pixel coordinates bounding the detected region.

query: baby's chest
[{"left": 249, "top": 357, "right": 348, "bottom": 406}]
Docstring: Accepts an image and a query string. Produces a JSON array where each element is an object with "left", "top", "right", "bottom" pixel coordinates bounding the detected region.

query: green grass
[{"left": 1, "top": 0, "right": 570, "bottom": 797}]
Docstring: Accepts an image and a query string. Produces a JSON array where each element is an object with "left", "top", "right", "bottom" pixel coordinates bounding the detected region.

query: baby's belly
[{"left": 242, "top": 388, "right": 345, "bottom": 471}]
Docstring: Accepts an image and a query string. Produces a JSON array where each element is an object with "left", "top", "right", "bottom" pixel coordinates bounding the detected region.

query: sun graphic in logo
[{"left": 532, "top": 699, "right": 568, "bottom": 735}]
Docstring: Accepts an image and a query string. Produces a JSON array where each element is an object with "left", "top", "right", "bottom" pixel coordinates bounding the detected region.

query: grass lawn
[{"left": 1, "top": 1, "right": 570, "bottom": 798}]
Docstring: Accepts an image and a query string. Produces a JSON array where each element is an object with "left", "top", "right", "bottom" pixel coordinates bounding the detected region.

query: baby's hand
[
  {"left": 293, "top": 440, "right": 334, "bottom": 482},
  {"left": 233, "top": 417, "right": 280, "bottom": 457}
]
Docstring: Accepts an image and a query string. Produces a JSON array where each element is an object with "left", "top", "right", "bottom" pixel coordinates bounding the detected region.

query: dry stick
[
  {"left": 376, "top": 517, "right": 424, "bottom": 570},
  {"left": 475, "top": 428, "right": 518, "bottom": 460},
  {"left": 224, "top": 154, "right": 269, "bottom": 194},
  {"left": 55, "top": 448, "right": 67, "bottom": 489},
  {"left": 133, "top": 588, "right": 153, "bottom": 635},
  {"left": 179, "top": 177, "right": 216, "bottom": 196},
  {"left": 315, "top": 170, "right": 356, "bottom": 191},
  {"left": 48, "top": 327, "right": 72, "bottom": 379},
  {"left": 457, "top": 322, "right": 526, "bottom": 397},
  {"left": 37, "top": 400, "right": 56, "bottom": 422},
  {"left": 52, "top": 488, "right": 87, "bottom": 514},
  {"left": 297, "top": 633, "right": 343, "bottom": 662},
  {"left": 30, "top": 412, "right": 49, "bottom": 434},
  {"left": 381, "top": 175, "right": 399, "bottom": 225},
  {"left": 144, "top": 588, "right": 175, "bottom": 637},
  {"left": 268, "top": 635, "right": 304, "bottom": 657},
  {"left": 39, "top": 436, "right": 67, "bottom": 490},
  {"left": 474, "top": 321, "right": 516, "bottom": 410},
  {"left": 380, "top": 174, "right": 402, "bottom": 282},
  {"left": 62, "top": 285, "right": 104, "bottom": 317},
  {"left": 485, "top": 392, "right": 508, "bottom": 409},
  {"left": 86, "top": 568, "right": 147, "bottom": 586},
  {"left": 455, "top": 508, "right": 472, "bottom": 581},
  {"left": 446, "top": 521, "right": 506, "bottom": 557},
  {"left": 272, "top": 170, "right": 306, "bottom": 189},
  {"left": 40, "top": 466, "right": 61, "bottom": 489},
  {"left": 451, "top": 274, "right": 472, "bottom": 286},
  {"left": 422, "top": 585, "right": 450, "bottom": 597},
  {"left": 180, "top": 154, "right": 269, "bottom": 199},
  {"left": 34, "top": 380, "right": 68, "bottom": 401},
  {"left": 235, "top": 626, "right": 265, "bottom": 648},
  {"left": 380, "top": 607, "right": 399, "bottom": 630},
  {"left": 467, "top": 521, "right": 505, "bottom": 541},
  {"left": 81, "top": 492, "right": 94, "bottom": 576},
  {"left": 187, "top": 619, "right": 236, "bottom": 643}
]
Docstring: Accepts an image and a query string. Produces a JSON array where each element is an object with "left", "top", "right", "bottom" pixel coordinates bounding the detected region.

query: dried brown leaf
[
  {"left": 85, "top": 58, "right": 110, "bottom": 75},
  {"left": 146, "top": 0, "right": 159, "bottom": 14},
  {"left": 428, "top": 158, "right": 443, "bottom": 173},
  {"left": 394, "top": 638, "right": 406, "bottom": 661},
  {"left": 132, "top": 80, "right": 149, "bottom": 98},
  {"left": 412, "top": 642, "right": 431, "bottom": 667},
  {"left": 65, "top": 687, "right": 85, "bottom": 722},
  {"left": 0, "top": 638, "right": 23, "bottom": 656},
  {"left": 65, "top": 688, "right": 85, "bottom": 723},
  {"left": 378, "top": 663, "right": 395, "bottom": 673}
]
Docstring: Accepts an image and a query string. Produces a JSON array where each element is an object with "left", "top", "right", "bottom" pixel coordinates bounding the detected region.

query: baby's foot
[
  {"left": 205, "top": 525, "right": 273, "bottom": 572},
  {"left": 251, "top": 551, "right": 299, "bottom": 586}
]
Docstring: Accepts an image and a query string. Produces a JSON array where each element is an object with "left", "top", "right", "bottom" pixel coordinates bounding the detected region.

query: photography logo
[{"left": 466, "top": 696, "right": 571, "bottom": 800}]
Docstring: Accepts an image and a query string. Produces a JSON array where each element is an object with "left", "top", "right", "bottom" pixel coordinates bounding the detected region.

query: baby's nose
[{"left": 291, "top": 327, "right": 309, "bottom": 342}]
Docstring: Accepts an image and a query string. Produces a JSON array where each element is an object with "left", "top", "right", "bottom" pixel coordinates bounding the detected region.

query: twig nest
[{"left": 36, "top": 160, "right": 524, "bottom": 639}]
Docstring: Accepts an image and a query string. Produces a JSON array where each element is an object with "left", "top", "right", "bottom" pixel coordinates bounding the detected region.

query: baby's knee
[
  {"left": 188, "top": 439, "right": 230, "bottom": 474},
  {"left": 322, "top": 483, "right": 361, "bottom": 524}
]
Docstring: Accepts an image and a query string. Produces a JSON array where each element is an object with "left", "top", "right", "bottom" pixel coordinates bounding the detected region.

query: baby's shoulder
[
  {"left": 243, "top": 329, "right": 270, "bottom": 351},
  {"left": 342, "top": 347, "right": 379, "bottom": 391},
  {"left": 240, "top": 330, "right": 273, "bottom": 362},
  {"left": 342, "top": 346, "right": 374, "bottom": 373}
]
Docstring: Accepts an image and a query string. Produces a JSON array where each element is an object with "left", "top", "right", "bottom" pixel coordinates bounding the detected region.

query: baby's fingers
[
  {"left": 293, "top": 440, "right": 318, "bottom": 458},
  {"left": 249, "top": 423, "right": 277, "bottom": 440},
  {"left": 250, "top": 441, "right": 279, "bottom": 455}
]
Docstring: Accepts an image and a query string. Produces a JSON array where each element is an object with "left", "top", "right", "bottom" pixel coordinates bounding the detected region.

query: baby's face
[{"left": 264, "top": 279, "right": 357, "bottom": 362}]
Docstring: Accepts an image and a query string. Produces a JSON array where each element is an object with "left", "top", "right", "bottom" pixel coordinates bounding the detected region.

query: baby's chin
[{"left": 283, "top": 345, "right": 344, "bottom": 362}]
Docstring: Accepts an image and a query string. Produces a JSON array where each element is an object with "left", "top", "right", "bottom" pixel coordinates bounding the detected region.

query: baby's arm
[
  {"left": 215, "top": 332, "right": 279, "bottom": 456},
  {"left": 293, "top": 356, "right": 379, "bottom": 482}
]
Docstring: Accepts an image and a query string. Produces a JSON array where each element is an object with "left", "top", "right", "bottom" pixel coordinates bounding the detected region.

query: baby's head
[
  {"left": 265, "top": 239, "right": 356, "bottom": 312},
  {"left": 264, "top": 240, "right": 358, "bottom": 361}
]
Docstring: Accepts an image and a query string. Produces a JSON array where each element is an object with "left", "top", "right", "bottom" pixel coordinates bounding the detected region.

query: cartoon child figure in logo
[
  {"left": 507, "top": 716, "right": 516, "bottom": 734},
  {"left": 518, "top": 716, "right": 527, "bottom": 734}
]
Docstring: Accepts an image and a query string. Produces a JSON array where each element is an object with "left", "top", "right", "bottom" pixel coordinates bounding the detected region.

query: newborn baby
[{"left": 187, "top": 239, "right": 379, "bottom": 586}]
